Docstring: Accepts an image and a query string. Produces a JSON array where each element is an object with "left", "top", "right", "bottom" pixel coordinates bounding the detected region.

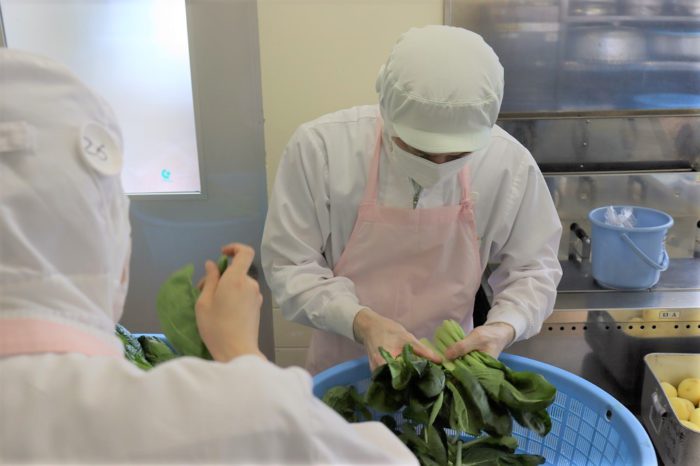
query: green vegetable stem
[{"left": 432, "top": 320, "right": 556, "bottom": 437}]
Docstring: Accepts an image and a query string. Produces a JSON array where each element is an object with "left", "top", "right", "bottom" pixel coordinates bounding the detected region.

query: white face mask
[{"left": 390, "top": 142, "right": 470, "bottom": 188}]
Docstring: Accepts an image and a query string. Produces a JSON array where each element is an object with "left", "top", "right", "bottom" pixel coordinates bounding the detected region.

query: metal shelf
[
  {"left": 561, "top": 60, "right": 700, "bottom": 72},
  {"left": 565, "top": 15, "right": 700, "bottom": 25}
]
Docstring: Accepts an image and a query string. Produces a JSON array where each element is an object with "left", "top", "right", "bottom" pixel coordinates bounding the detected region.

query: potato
[
  {"left": 680, "top": 420, "right": 700, "bottom": 432},
  {"left": 678, "top": 378, "right": 700, "bottom": 406},
  {"left": 690, "top": 408, "right": 700, "bottom": 426},
  {"left": 661, "top": 381, "right": 677, "bottom": 399},
  {"left": 670, "top": 397, "right": 692, "bottom": 420}
]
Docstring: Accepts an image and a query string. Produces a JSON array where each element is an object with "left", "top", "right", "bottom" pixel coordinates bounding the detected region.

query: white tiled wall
[{"left": 272, "top": 305, "right": 312, "bottom": 368}]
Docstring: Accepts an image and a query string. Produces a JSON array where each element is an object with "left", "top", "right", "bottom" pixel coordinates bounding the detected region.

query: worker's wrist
[
  {"left": 484, "top": 322, "right": 516, "bottom": 347},
  {"left": 352, "top": 307, "right": 375, "bottom": 344},
  {"left": 210, "top": 344, "right": 264, "bottom": 363}
]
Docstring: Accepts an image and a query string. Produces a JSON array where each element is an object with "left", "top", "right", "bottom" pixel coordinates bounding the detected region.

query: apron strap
[
  {"left": 360, "top": 117, "right": 384, "bottom": 205},
  {"left": 458, "top": 166, "right": 471, "bottom": 205},
  {"left": 0, "top": 318, "right": 123, "bottom": 358}
]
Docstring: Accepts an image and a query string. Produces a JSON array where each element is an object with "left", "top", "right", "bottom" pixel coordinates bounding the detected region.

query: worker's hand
[
  {"left": 352, "top": 308, "right": 442, "bottom": 371},
  {"left": 443, "top": 322, "right": 515, "bottom": 360},
  {"left": 195, "top": 243, "right": 265, "bottom": 362}
]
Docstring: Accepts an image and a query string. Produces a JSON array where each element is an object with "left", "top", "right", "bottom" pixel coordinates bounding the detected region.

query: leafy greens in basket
[{"left": 322, "top": 319, "right": 556, "bottom": 466}]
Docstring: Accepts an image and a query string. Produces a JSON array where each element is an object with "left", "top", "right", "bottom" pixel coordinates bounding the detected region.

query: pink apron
[{"left": 306, "top": 119, "right": 482, "bottom": 374}]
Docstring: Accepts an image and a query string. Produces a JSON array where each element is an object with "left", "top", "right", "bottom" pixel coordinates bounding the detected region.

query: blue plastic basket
[{"left": 314, "top": 353, "right": 657, "bottom": 466}]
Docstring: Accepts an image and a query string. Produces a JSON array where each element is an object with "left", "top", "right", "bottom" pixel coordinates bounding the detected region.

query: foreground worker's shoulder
[
  {"left": 348, "top": 422, "right": 421, "bottom": 465},
  {"left": 489, "top": 125, "right": 533, "bottom": 159},
  {"left": 296, "top": 105, "right": 378, "bottom": 142}
]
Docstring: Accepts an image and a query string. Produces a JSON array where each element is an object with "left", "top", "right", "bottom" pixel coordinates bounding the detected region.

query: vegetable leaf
[
  {"left": 365, "top": 364, "right": 405, "bottom": 413},
  {"left": 417, "top": 362, "right": 446, "bottom": 398},
  {"left": 216, "top": 254, "right": 228, "bottom": 275},
  {"left": 138, "top": 335, "right": 178, "bottom": 366},
  {"left": 511, "top": 408, "right": 552, "bottom": 437},
  {"left": 115, "top": 324, "right": 152, "bottom": 370},
  {"left": 321, "top": 386, "right": 371, "bottom": 423},
  {"left": 156, "top": 263, "right": 212, "bottom": 359},
  {"left": 446, "top": 380, "right": 483, "bottom": 436}
]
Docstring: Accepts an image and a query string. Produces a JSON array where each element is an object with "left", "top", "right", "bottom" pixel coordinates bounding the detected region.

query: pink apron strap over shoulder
[
  {"left": 361, "top": 118, "right": 384, "bottom": 205},
  {"left": 0, "top": 318, "right": 123, "bottom": 358}
]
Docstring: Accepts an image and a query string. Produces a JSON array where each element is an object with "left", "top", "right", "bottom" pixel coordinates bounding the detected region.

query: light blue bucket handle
[{"left": 620, "top": 233, "right": 669, "bottom": 271}]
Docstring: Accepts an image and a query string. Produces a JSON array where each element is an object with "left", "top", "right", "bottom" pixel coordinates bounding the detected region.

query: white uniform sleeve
[
  {"left": 0, "top": 354, "right": 418, "bottom": 464},
  {"left": 261, "top": 125, "right": 365, "bottom": 341},
  {"left": 484, "top": 158, "right": 563, "bottom": 342}
]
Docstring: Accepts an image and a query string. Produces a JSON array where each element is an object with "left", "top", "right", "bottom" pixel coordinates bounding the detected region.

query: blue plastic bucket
[
  {"left": 588, "top": 206, "right": 673, "bottom": 290},
  {"left": 314, "top": 355, "right": 657, "bottom": 466}
]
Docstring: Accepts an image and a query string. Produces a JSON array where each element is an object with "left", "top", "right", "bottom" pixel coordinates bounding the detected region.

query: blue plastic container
[
  {"left": 631, "top": 93, "right": 700, "bottom": 110},
  {"left": 314, "top": 354, "right": 657, "bottom": 466},
  {"left": 588, "top": 206, "right": 673, "bottom": 290}
]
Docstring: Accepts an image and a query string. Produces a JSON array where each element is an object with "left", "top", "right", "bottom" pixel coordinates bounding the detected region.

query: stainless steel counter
[
  {"left": 504, "top": 258, "right": 700, "bottom": 414},
  {"left": 555, "top": 258, "right": 700, "bottom": 311}
]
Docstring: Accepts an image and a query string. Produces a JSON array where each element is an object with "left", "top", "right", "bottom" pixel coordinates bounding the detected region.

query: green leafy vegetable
[
  {"left": 365, "top": 363, "right": 406, "bottom": 413},
  {"left": 138, "top": 335, "right": 178, "bottom": 366},
  {"left": 417, "top": 362, "right": 445, "bottom": 398},
  {"left": 321, "top": 386, "right": 372, "bottom": 423},
  {"left": 115, "top": 324, "right": 152, "bottom": 370},
  {"left": 156, "top": 263, "right": 212, "bottom": 359},
  {"left": 446, "top": 380, "right": 482, "bottom": 436},
  {"left": 321, "top": 319, "right": 557, "bottom": 466},
  {"left": 217, "top": 255, "right": 229, "bottom": 275},
  {"left": 433, "top": 320, "right": 555, "bottom": 437}
]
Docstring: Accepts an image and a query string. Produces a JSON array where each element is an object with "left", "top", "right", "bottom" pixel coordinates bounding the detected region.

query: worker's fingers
[
  {"left": 196, "top": 276, "right": 205, "bottom": 291},
  {"left": 444, "top": 335, "right": 480, "bottom": 360},
  {"left": 410, "top": 339, "right": 443, "bottom": 364},
  {"left": 221, "top": 243, "right": 256, "bottom": 276},
  {"left": 196, "top": 260, "right": 220, "bottom": 310}
]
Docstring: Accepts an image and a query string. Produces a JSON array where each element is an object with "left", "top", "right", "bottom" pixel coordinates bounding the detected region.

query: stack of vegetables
[
  {"left": 322, "top": 320, "right": 557, "bottom": 466},
  {"left": 114, "top": 256, "right": 231, "bottom": 368}
]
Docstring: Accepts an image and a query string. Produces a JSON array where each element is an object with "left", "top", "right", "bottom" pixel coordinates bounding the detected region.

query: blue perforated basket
[{"left": 313, "top": 353, "right": 657, "bottom": 466}]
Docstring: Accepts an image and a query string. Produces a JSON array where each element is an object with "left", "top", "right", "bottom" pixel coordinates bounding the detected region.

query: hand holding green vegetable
[
  {"left": 443, "top": 322, "right": 515, "bottom": 360},
  {"left": 196, "top": 243, "right": 264, "bottom": 362},
  {"left": 352, "top": 307, "right": 442, "bottom": 371}
]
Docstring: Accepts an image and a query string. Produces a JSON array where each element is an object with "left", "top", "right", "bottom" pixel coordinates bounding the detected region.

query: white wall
[{"left": 257, "top": 0, "right": 443, "bottom": 367}]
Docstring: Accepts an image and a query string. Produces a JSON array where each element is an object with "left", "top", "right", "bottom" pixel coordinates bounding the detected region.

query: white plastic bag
[{"left": 604, "top": 206, "right": 636, "bottom": 229}]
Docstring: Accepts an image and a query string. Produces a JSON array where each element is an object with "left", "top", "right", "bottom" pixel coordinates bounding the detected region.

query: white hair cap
[
  {"left": 376, "top": 25, "right": 504, "bottom": 153},
  {"left": 0, "top": 49, "right": 131, "bottom": 335}
]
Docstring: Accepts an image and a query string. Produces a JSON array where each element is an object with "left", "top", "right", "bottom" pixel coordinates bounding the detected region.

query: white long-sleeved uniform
[
  {"left": 262, "top": 105, "right": 562, "bottom": 344},
  {"left": 0, "top": 353, "right": 417, "bottom": 465}
]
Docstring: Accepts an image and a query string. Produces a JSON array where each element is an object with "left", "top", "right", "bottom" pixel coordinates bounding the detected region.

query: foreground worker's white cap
[
  {"left": 376, "top": 25, "right": 504, "bottom": 153},
  {"left": 0, "top": 49, "right": 131, "bottom": 334}
]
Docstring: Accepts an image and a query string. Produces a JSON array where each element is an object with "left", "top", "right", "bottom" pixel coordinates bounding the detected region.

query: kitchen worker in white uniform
[
  {"left": 261, "top": 25, "right": 563, "bottom": 374},
  {"left": 0, "top": 48, "right": 417, "bottom": 465}
]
